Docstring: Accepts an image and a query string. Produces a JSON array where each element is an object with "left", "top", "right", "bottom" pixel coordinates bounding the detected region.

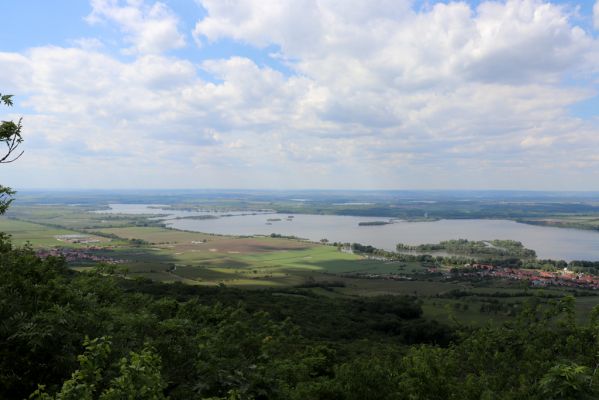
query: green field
[
  {"left": 91, "top": 226, "right": 215, "bottom": 243},
  {"left": 86, "top": 226, "right": 412, "bottom": 283},
  {"left": 7, "top": 204, "right": 164, "bottom": 230},
  {"left": 3, "top": 206, "right": 599, "bottom": 325},
  {"left": 0, "top": 218, "right": 110, "bottom": 247},
  {"left": 0, "top": 217, "right": 433, "bottom": 288}
]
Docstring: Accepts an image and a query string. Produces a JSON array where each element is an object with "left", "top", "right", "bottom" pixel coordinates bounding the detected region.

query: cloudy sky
[{"left": 1, "top": 0, "right": 599, "bottom": 190}]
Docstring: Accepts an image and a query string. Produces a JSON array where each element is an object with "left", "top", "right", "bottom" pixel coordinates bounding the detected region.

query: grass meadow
[{"left": 3, "top": 208, "right": 599, "bottom": 325}]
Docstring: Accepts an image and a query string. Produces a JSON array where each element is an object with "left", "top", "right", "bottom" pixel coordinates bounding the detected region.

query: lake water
[{"left": 99, "top": 204, "right": 599, "bottom": 261}]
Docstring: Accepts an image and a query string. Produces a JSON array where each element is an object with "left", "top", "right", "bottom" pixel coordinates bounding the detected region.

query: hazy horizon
[{"left": 13, "top": 188, "right": 599, "bottom": 194}]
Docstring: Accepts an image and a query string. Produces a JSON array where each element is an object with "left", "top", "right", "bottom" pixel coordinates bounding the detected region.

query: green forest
[{"left": 1, "top": 233, "right": 599, "bottom": 399}]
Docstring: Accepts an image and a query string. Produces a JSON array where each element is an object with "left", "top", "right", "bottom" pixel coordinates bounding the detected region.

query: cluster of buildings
[
  {"left": 54, "top": 234, "right": 101, "bottom": 244},
  {"left": 454, "top": 263, "right": 599, "bottom": 290},
  {"left": 36, "top": 247, "right": 123, "bottom": 264}
]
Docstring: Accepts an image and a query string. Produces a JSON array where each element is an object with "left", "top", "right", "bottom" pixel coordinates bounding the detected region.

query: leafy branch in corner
[
  {"left": 0, "top": 92, "right": 24, "bottom": 215},
  {"left": 0, "top": 93, "right": 24, "bottom": 164}
]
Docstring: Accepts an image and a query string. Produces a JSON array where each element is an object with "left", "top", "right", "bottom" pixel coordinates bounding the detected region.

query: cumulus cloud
[
  {"left": 595, "top": 0, "right": 599, "bottom": 30},
  {"left": 2, "top": 0, "right": 599, "bottom": 189},
  {"left": 87, "top": 0, "right": 185, "bottom": 54},
  {"left": 195, "top": 0, "right": 592, "bottom": 86}
]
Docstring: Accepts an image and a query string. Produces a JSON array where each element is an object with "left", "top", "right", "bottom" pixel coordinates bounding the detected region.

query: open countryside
[
  {"left": 100, "top": 203, "right": 599, "bottom": 261},
  {"left": 5, "top": 0, "right": 599, "bottom": 398},
  {"left": 3, "top": 196, "right": 599, "bottom": 327}
]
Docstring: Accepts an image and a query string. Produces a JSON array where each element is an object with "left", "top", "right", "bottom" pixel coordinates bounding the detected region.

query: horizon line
[{"left": 14, "top": 188, "right": 599, "bottom": 194}]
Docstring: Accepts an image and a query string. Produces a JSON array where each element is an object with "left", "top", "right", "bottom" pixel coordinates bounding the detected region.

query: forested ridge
[{"left": 1, "top": 233, "right": 598, "bottom": 400}]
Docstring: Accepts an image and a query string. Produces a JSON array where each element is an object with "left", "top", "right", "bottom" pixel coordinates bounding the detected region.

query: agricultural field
[
  {"left": 6, "top": 204, "right": 164, "bottom": 230},
  {"left": 0, "top": 212, "right": 411, "bottom": 287},
  {"left": 89, "top": 226, "right": 402, "bottom": 287},
  {"left": 519, "top": 215, "right": 599, "bottom": 231},
  {"left": 92, "top": 226, "right": 215, "bottom": 243},
  {"left": 3, "top": 204, "right": 599, "bottom": 326},
  {"left": 0, "top": 218, "right": 111, "bottom": 248}
]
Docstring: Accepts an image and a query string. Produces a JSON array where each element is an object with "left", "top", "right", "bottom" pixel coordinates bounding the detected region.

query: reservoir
[{"left": 99, "top": 204, "right": 599, "bottom": 261}]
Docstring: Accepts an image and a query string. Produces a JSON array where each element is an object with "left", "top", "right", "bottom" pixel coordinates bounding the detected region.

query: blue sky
[{"left": 1, "top": 0, "right": 599, "bottom": 190}]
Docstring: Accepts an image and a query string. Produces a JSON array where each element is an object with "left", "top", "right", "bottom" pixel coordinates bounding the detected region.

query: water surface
[{"left": 99, "top": 204, "right": 599, "bottom": 261}]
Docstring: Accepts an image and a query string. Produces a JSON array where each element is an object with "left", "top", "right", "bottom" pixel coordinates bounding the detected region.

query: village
[
  {"left": 344, "top": 256, "right": 599, "bottom": 291},
  {"left": 36, "top": 247, "right": 124, "bottom": 265},
  {"left": 449, "top": 263, "right": 599, "bottom": 290}
]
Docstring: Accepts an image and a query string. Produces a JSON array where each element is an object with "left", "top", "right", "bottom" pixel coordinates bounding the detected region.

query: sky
[{"left": 1, "top": 0, "right": 599, "bottom": 190}]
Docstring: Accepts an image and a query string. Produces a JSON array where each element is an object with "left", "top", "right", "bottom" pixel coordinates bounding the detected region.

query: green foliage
[
  {"left": 0, "top": 91, "right": 24, "bottom": 214},
  {"left": 0, "top": 185, "right": 16, "bottom": 215},
  {"left": 30, "top": 336, "right": 112, "bottom": 400},
  {"left": 1, "top": 93, "right": 14, "bottom": 106},
  {"left": 195, "top": 308, "right": 298, "bottom": 398},
  {"left": 397, "top": 239, "right": 536, "bottom": 259},
  {"left": 99, "top": 345, "right": 166, "bottom": 400},
  {"left": 30, "top": 336, "right": 167, "bottom": 400},
  {"left": 539, "top": 363, "right": 598, "bottom": 400},
  {"left": 93, "top": 263, "right": 129, "bottom": 277},
  {"left": 1, "top": 232, "right": 599, "bottom": 399}
]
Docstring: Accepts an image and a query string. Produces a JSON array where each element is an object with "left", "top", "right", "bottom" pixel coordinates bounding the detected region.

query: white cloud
[
  {"left": 195, "top": 0, "right": 592, "bottom": 87},
  {"left": 87, "top": 0, "right": 185, "bottom": 54},
  {"left": 70, "top": 38, "right": 105, "bottom": 51},
  {"left": 2, "top": 0, "right": 599, "bottom": 189},
  {"left": 594, "top": 0, "right": 599, "bottom": 30},
  {"left": 520, "top": 135, "right": 556, "bottom": 148}
]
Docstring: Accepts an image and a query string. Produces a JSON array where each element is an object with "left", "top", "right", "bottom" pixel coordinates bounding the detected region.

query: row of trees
[
  {"left": 351, "top": 240, "right": 599, "bottom": 273},
  {"left": 396, "top": 239, "right": 537, "bottom": 259}
]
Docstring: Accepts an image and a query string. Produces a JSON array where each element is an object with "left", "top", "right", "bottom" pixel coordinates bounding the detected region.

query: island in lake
[{"left": 358, "top": 220, "right": 391, "bottom": 226}]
